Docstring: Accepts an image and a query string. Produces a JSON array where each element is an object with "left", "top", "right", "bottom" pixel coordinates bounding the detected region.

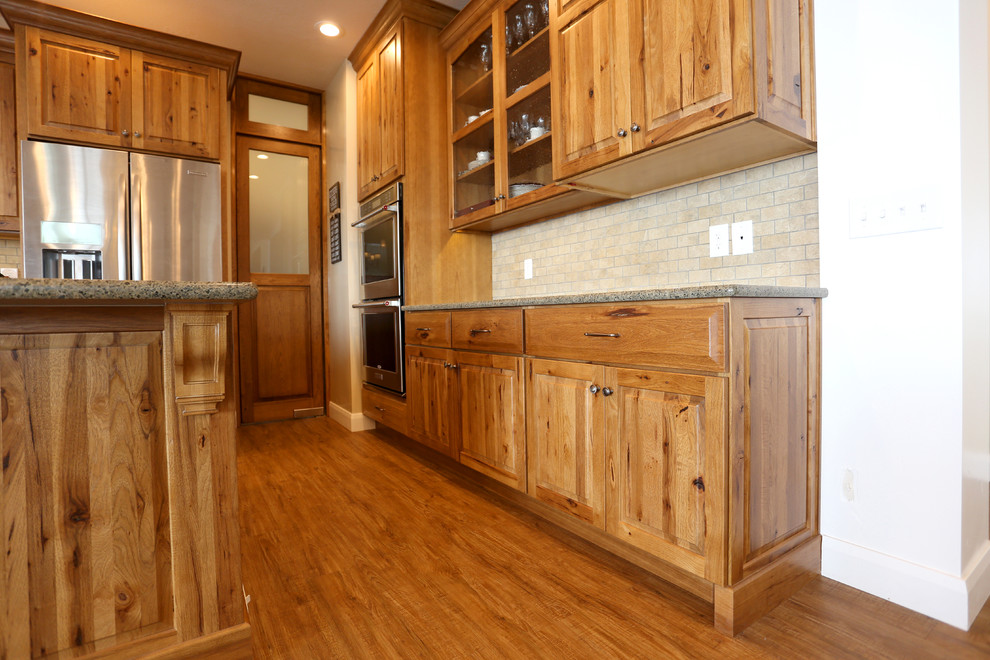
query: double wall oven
[{"left": 353, "top": 183, "right": 405, "bottom": 394}]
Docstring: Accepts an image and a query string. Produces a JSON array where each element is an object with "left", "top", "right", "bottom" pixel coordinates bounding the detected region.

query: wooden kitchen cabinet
[
  {"left": 552, "top": 0, "right": 816, "bottom": 197},
  {"left": 356, "top": 25, "right": 404, "bottom": 199},
  {"left": 15, "top": 24, "right": 228, "bottom": 160},
  {"left": 0, "top": 47, "right": 17, "bottom": 229},
  {"left": 406, "top": 344, "right": 460, "bottom": 458},
  {"left": 441, "top": 0, "right": 608, "bottom": 232}
]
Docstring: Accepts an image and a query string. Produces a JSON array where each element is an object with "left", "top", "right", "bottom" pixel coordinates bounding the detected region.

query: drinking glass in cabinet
[{"left": 451, "top": 28, "right": 494, "bottom": 132}]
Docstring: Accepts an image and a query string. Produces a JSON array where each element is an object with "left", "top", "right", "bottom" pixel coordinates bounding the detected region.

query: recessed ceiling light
[
  {"left": 249, "top": 175, "right": 259, "bottom": 180},
  {"left": 256, "top": 154, "right": 269, "bottom": 160},
  {"left": 317, "top": 21, "right": 340, "bottom": 37}
]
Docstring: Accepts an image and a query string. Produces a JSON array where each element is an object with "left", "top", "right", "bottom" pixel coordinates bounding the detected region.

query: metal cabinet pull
[
  {"left": 589, "top": 384, "right": 600, "bottom": 394},
  {"left": 602, "top": 387, "right": 614, "bottom": 397},
  {"left": 122, "top": 129, "right": 130, "bottom": 137},
  {"left": 416, "top": 327, "right": 432, "bottom": 332},
  {"left": 630, "top": 123, "right": 641, "bottom": 132},
  {"left": 469, "top": 328, "right": 492, "bottom": 335},
  {"left": 584, "top": 332, "right": 621, "bottom": 338},
  {"left": 134, "top": 131, "right": 142, "bottom": 138},
  {"left": 374, "top": 406, "right": 386, "bottom": 412},
  {"left": 617, "top": 128, "right": 628, "bottom": 137}
]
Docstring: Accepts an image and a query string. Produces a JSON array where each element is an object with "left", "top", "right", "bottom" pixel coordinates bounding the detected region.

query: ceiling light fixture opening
[
  {"left": 317, "top": 21, "right": 340, "bottom": 37},
  {"left": 256, "top": 154, "right": 269, "bottom": 159}
]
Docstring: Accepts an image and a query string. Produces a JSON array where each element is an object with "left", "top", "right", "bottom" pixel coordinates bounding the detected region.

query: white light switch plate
[
  {"left": 709, "top": 224, "right": 730, "bottom": 257},
  {"left": 732, "top": 220, "right": 754, "bottom": 255},
  {"left": 523, "top": 258, "right": 533, "bottom": 280}
]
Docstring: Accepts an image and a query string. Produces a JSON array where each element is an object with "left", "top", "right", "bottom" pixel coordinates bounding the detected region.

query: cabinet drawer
[
  {"left": 525, "top": 303, "right": 726, "bottom": 372},
  {"left": 362, "top": 384, "right": 408, "bottom": 435},
  {"left": 405, "top": 311, "right": 451, "bottom": 347},
  {"left": 451, "top": 308, "right": 523, "bottom": 353}
]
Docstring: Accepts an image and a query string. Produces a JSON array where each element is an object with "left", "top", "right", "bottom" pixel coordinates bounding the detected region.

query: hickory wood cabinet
[
  {"left": 552, "top": 0, "right": 816, "bottom": 197},
  {"left": 0, "top": 33, "right": 17, "bottom": 231},
  {"left": 356, "top": 26, "right": 403, "bottom": 200},
  {"left": 18, "top": 27, "right": 222, "bottom": 159},
  {"left": 0, "top": 301, "right": 251, "bottom": 659},
  {"left": 403, "top": 308, "right": 527, "bottom": 491},
  {"left": 396, "top": 295, "right": 822, "bottom": 635},
  {"left": 440, "top": 0, "right": 607, "bottom": 232}
]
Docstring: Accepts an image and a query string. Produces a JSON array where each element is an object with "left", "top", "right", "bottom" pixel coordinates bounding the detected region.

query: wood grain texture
[
  {"left": 450, "top": 308, "right": 523, "bottom": 353},
  {"left": 456, "top": 351, "right": 526, "bottom": 491},
  {"left": 526, "top": 358, "right": 605, "bottom": 528},
  {"left": 355, "top": 56, "right": 380, "bottom": 199},
  {"left": 233, "top": 76, "right": 322, "bottom": 145},
  {"left": 605, "top": 368, "right": 722, "bottom": 580},
  {"left": 728, "top": 298, "right": 820, "bottom": 584},
  {"left": 753, "top": 0, "right": 816, "bottom": 140},
  {"left": 362, "top": 383, "right": 409, "bottom": 436},
  {"left": 405, "top": 310, "right": 452, "bottom": 347},
  {"left": 0, "top": 61, "right": 15, "bottom": 222},
  {"left": 524, "top": 302, "right": 727, "bottom": 372},
  {"left": 22, "top": 26, "right": 128, "bottom": 146},
  {"left": 377, "top": 27, "right": 404, "bottom": 189},
  {"left": 0, "top": 305, "right": 165, "bottom": 335},
  {"left": 0, "top": 331, "right": 170, "bottom": 658},
  {"left": 131, "top": 51, "right": 221, "bottom": 160},
  {"left": 237, "top": 416, "right": 990, "bottom": 658},
  {"left": 405, "top": 345, "right": 459, "bottom": 458}
]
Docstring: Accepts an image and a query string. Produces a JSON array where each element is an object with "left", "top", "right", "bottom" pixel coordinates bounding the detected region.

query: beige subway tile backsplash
[
  {"left": 491, "top": 154, "right": 819, "bottom": 299},
  {"left": 0, "top": 239, "right": 21, "bottom": 272}
]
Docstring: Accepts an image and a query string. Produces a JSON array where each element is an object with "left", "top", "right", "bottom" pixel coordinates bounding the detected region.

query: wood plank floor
[{"left": 237, "top": 416, "right": 990, "bottom": 659}]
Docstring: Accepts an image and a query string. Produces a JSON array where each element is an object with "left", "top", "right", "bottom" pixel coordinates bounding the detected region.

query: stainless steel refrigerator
[{"left": 20, "top": 140, "right": 222, "bottom": 281}]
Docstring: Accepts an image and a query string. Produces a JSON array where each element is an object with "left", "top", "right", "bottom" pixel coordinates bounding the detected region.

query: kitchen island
[{"left": 0, "top": 279, "right": 256, "bottom": 659}]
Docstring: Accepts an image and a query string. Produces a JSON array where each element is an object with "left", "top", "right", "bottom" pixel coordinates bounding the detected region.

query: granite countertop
[
  {"left": 0, "top": 278, "right": 258, "bottom": 302},
  {"left": 403, "top": 284, "right": 828, "bottom": 311}
]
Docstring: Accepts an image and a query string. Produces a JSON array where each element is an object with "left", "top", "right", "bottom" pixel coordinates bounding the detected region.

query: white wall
[
  {"left": 817, "top": 0, "right": 990, "bottom": 628},
  {"left": 325, "top": 60, "right": 374, "bottom": 431}
]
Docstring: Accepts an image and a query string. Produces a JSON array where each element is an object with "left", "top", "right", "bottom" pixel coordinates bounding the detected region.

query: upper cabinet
[
  {"left": 552, "top": 0, "right": 816, "bottom": 196},
  {"left": 0, "top": 31, "right": 17, "bottom": 229},
  {"left": 0, "top": 0, "right": 240, "bottom": 162},
  {"left": 20, "top": 28, "right": 222, "bottom": 159},
  {"left": 442, "top": 0, "right": 608, "bottom": 232},
  {"left": 356, "top": 26, "right": 404, "bottom": 200}
]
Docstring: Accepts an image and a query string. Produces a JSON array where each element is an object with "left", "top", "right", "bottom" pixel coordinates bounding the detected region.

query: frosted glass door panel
[{"left": 249, "top": 149, "right": 309, "bottom": 274}]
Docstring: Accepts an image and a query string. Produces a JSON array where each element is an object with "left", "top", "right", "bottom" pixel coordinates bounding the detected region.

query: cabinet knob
[
  {"left": 589, "top": 384, "right": 600, "bottom": 394},
  {"left": 630, "top": 123, "right": 641, "bottom": 133},
  {"left": 122, "top": 129, "right": 129, "bottom": 137},
  {"left": 602, "top": 387, "right": 614, "bottom": 397},
  {"left": 134, "top": 131, "right": 141, "bottom": 138},
  {"left": 617, "top": 128, "right": 628, "bottom": 138},
  {"left": 374, "top": 406, "right": 386, "bottom": 413}
]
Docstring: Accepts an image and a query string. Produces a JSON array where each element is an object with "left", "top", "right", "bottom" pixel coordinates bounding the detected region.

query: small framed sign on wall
[{"left": 328, "top": 182, "right": 342, "bottom": 264}]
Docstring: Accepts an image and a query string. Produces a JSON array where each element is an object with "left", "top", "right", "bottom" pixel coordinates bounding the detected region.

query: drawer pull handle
[
  {"left": 469, "top": 328, "right": 492, "bottom": 335},
  {"left": 584, "top": 332, "right": 621, "bottom": 338},
  {"left": 602, "top": 387, "right": 614, "bottom": 397},
  {"left": 589, "top": 384, "right": 600, "bottom": 394},
  {"left": 374, "top": 406, "right": 386, "bottom": 412},
  {"left": 416, "top": 327, "right": 432, "bottom": 332}
]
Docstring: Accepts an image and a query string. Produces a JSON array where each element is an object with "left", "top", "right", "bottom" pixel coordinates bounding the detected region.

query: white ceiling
[{"left": 0, "top": 0, "right": 469, "bottom": 89}]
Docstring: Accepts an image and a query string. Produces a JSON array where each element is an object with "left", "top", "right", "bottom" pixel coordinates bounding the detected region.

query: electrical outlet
[
  {"left": 709, "top": 224, "right": 730, "bottom": 257},
  {"left": 0, "top": 268, "right": 17, "bottom": 278},
  {"left": 523, "top": 258, "right": 533, "bottom": 280},
  {"left": 842, "top": 469, "right": 856, "bottom": 502},
  {"left": 732, "top": 220, "right": 754, "bottom": 255}
]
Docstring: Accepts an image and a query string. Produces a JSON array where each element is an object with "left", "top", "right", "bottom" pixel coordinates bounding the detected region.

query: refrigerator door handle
[
  {"left": 130, "top": 173, "right": 142, "bottom": 280},
  {"left": 118, "top": 169, "right": 130, "bottom": 280}
]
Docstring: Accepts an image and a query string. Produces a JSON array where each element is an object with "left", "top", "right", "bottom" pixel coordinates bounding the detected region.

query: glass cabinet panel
[{"left": 452, "top": 28, "right": 497, "bottom": 218}]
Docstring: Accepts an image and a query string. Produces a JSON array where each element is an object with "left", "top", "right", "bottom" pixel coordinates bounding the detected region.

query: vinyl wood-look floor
[{"left": 237, "top": 417, "right": 990, "bottom": 659}]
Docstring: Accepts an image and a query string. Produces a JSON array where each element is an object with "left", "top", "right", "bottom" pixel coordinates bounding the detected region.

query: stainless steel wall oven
[{"left": 353, "top": 183, "right": 405, "bottom": 395}]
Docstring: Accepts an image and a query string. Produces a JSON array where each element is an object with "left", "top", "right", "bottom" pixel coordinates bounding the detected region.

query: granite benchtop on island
[
  {"left": 0, "top": 278, "right": 258, "bottom": 302},
  {"left": 402, "top": 284, "right": 828, "bottom": 311}
]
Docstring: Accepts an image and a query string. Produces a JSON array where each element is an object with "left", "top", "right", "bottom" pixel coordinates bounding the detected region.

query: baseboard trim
[
  {"left": 327, "top": 401, "right": 375, "bottom": 432},
  {"left": 822, "top": 536, "right": 990, "bottom": 630}
]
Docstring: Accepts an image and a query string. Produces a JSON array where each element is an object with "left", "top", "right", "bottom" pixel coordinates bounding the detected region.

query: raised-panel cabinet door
[
  {"left": 753, "top": 0, "right": 816, "bottom": 140},
  {"left": 526, "top": 358, "right": 605, "bottom": 528},
  {"left": 605, "top": 367, "right": 727, "bottom": 582},
  {"left": 22, "top": 27, "right": 129, "bottom": 147},
  {"left": 131, "top": 51, "right": 221, "bottom": 160},
  {"left": 0, "top": 332, "right": 170, "bottom": 658},
  {"left": 356, "top": 57, "right": 380, "bottom": 199},
  {"left": 377, "top": 27, "right": 404, "bottom": 189},
  {"left": 406, "top": 345, "right": 458, "bottom": 458},
  {"left": 552, "top": 0, "right": 633, "bottom": 179},
  {"left": 631, "top": 0, "right": 754, "bottom": 150},
  {"left": 0, "top": 62, "right": 17, "bottom": 224},
  {"left": 457, "top": 351, "right": 526, "bottom": 491}
]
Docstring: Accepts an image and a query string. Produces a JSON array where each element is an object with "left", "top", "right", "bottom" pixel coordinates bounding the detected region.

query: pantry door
[{"left": 235, "top": 135, "right": 325, "bottom": 423}]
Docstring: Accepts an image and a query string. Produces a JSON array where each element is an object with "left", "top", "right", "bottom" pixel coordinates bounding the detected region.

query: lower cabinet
[{"left": 406, "top": 345, "right": 459, "bottom": 458}]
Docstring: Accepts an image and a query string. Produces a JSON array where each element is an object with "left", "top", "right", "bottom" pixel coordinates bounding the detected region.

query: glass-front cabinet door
[{"left": 448, "top": 0, "right": 562, "bottom": 230}]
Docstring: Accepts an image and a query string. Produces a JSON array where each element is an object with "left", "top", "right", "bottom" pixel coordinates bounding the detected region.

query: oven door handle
[
  {"left": 352, "top": 300, "right": 401, "bottom": 309},
  {"left": 351, "top": 203, "right": 400, "bottom": 229}
]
